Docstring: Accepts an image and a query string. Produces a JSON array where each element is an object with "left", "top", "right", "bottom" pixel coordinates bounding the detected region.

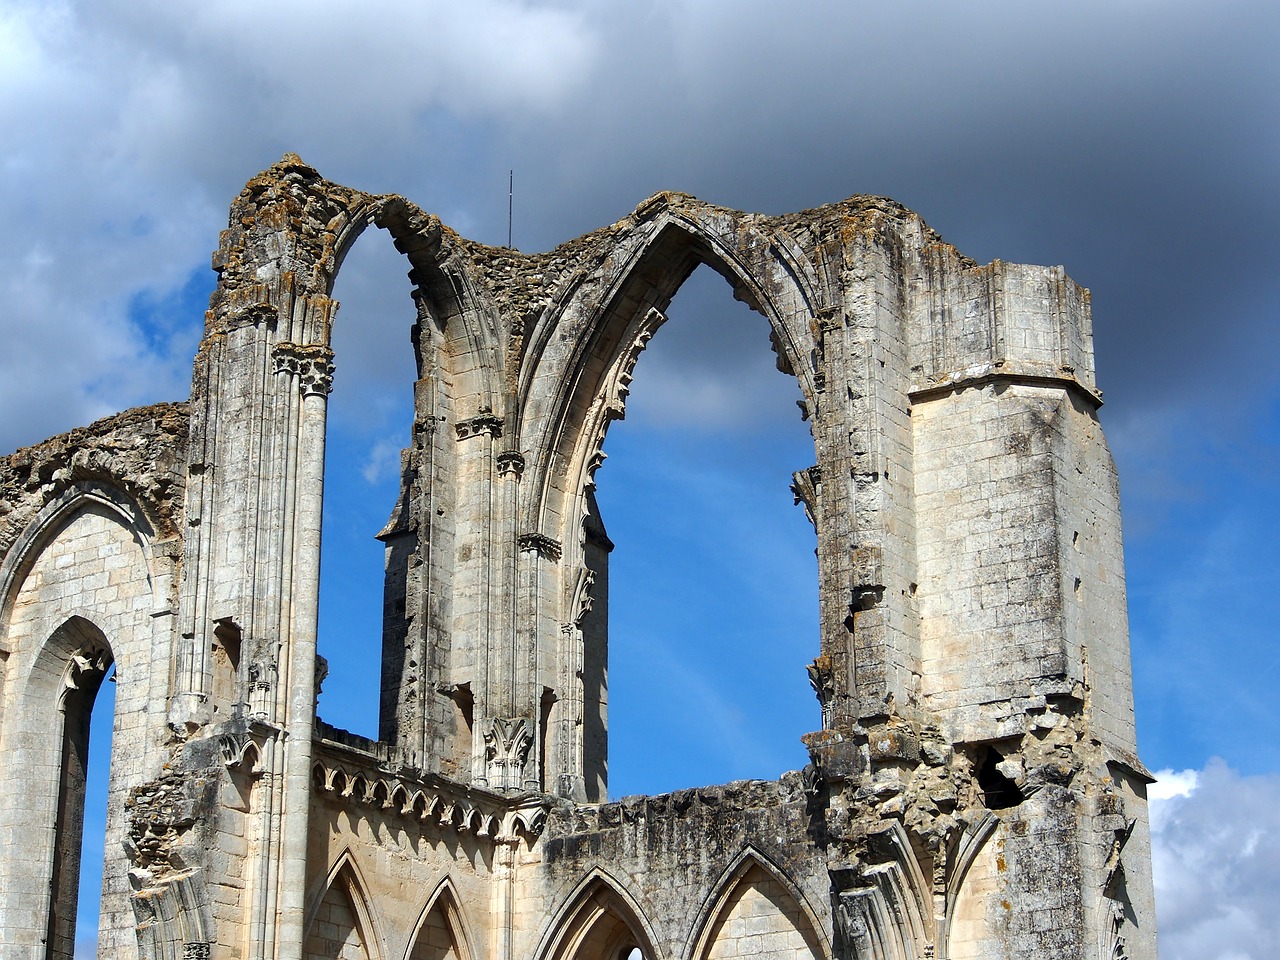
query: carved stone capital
[
  {"left": 455, "top": 413, "right": 504, "bottom": 440},
  {"left": 484, "top": 717, "right": 533, "bottom": 769},
  {"left": 807, "top": 654, "right": 835, "bottom": 728},
  {"left": 272, "top": 342, "right": 335, "bottom": 397},
  {"left": 518, "top": 533, "right": 561, "bottom": 561},
  {"left": 497, "top": 450, "right": 525, "bottom": 477},
  {"left": 815, "top": 305, "right": 842, "bottom": 330},
  {"left": 225, "top": 303, "right": 277, "bottom": 332}
]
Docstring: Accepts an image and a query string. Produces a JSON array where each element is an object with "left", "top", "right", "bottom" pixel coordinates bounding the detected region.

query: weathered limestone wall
[
  {"left": 0, "top": 158, "right": 1157, "bottom": 960},
  {"left": 522, "top": 776, "right": 830, "bottom": 960},
  {"left": 0, "top": 404, "right": 186, "bottom": 959},
  {"left": 913, "top": 383, "right": 1081, "bottom": 736}
]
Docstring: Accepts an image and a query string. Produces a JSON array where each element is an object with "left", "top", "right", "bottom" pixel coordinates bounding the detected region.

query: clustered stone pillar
[{"left": 272, "top": 342, "right": 333, "bottom": 959}]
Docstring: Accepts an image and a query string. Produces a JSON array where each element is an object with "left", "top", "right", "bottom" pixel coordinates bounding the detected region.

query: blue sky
[{"left": 1, "top": 1, "right": 1276, "bottom": 957}]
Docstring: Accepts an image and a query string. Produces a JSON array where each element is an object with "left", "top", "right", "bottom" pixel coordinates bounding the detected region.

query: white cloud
[
  {"left": 1150, "top": 761, "right": 1280, "bottom": 960},
  {"left": 0, "top": 0, "right": 601, "bottom": 452},
  {"left": 360, "top": 438, "right": 402, "bottom": 486},
  {"left": 3, "top": 0, "right": 1276, "bottom": 455}
]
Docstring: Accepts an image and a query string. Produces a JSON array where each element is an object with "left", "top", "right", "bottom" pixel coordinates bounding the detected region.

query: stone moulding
[{"left": 312, "top": 739, "right": 548, "bottom": 844}]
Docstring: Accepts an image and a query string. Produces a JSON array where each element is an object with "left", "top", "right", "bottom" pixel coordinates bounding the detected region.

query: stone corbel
[
  {"left": 455, "top": 412, "right": 504, "bottom": 440},
  {"left": 851, "top": 543, "right": 885, "bottom": 611},
  {"left": 518, "top": 533, "right": 562, "bottom": 562},
  {"left": 65, "top": 640, "right": 112, "bottom": 691},
  {"left": 791, "top": 465, "right": 821, "bottom": 528},
  {"left": 570, "top": 566, "right": 595, "bottom": 627}
]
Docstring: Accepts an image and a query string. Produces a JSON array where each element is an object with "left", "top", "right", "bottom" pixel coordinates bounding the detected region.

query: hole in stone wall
[
  {"left": 317, "top": 228, "right": 417, "bottom": 740},
  {"left": 596, "top": 264, "right": 819, "bottom": 798},
  {"left": 976, "top": 746, "right": 1025, "bottom": 810}
]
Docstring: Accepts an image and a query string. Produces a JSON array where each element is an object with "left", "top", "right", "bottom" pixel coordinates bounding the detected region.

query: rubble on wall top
[
  {"left": 0, "top": 401, "right": 189, "bottom": 545},
  {"left": 213, "top": 155, "right": 979, "bottom": 336}
]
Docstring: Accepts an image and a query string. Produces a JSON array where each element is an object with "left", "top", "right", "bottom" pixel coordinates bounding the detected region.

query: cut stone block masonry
[{"left": 0, "top": 156, "right": 1156, "bottom": 960}]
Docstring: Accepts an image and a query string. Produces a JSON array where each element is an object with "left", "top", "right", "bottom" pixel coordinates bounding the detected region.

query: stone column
[{"left": 271, "top": 343, "right": 333, "bottom": 960}]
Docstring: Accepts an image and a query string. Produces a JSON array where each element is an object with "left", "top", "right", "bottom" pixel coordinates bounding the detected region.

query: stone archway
[
  {"left": 0, "top": 485, "right": 160, "bottom": 960},
  {"left": 538, "top": 872, "right": 660, "bottom": 960},
  {"left": 514, "top": 201, "right": 828, "bottom": 801}
]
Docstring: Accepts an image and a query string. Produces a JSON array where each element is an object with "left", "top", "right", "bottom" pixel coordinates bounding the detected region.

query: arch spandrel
[{"left": 0, "top": 482, "right": 160, "bottom": 632}]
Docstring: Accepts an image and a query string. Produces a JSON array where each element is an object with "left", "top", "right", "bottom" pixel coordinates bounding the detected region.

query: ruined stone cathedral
[{"left": 0, "top": 156, "right": 1157, "bottom": 960}]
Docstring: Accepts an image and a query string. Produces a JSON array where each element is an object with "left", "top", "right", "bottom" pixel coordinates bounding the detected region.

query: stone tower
[{"left": 0, "top": 156, "right": 1156, "bottom": 960}]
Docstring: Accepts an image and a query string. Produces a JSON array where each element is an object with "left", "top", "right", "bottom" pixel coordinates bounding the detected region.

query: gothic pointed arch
[
  {"left": 26, "top": 615, "right": 114, "bottom": 960},
  {"left": 0, "top": 481, "right": 158, "bottom": 628},
  {"left": 0, "top": 473, "right": 164, "bottom": 958},
  {"left": 516, "top": 200, "right": 826, "bottom": 547},
  {"left": 689, "top": 848, "right": 828, "bottom": 960},
  {"left": 536, "top": 868, "right": 661, "bottom": 960},
  {"left": 512, "top": 199, "right": 830, "bottom": 799},
  {"left": 304, "top": 851, "right": 385, "bottom": 960},
  {"left": 210, "top": 156, "right": 504, "bottom": 413},
  {"left": 329, "top": 192, "right": 506, "bottom": 412},
  {"left": 404, "top": 877, "right": 477, "bottom": 960}
]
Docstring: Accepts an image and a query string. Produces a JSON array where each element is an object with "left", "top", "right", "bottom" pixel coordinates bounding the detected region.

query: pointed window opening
[
  {"left": 317, "top": 228, "right": 418, "bottom": 741},
  {"left": 596, "top": 264, "right": 819, "bottom": 798},
  {"left": 407, "top": 886, "right": 471, "bottom": 960},
  {"left": 545, "top": 878, "right": 656, "bottom": 960},
  {"left": 49, "top": 631, "right": 116, "bottom": 960}
]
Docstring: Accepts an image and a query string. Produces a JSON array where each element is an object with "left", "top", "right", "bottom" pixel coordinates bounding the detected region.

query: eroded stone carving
[{"left": 273, "top": 342, "right": 335, "bottom": 397}]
